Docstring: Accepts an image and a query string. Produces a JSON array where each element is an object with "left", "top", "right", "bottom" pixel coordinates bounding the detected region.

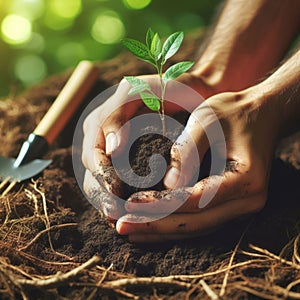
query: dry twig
[
  {"left": 87, "top": 263, "right": 114, "bottom": 300},
  {"left": 294, "top": 234, "right": 300, "bottom": 264},
  {"left": 219, "top": 221, "right": 250, "bottom": 296},
  {"left": 29, "top": 180, "right": 74, "bottom": 261},
  {"left": 200, "top": 279, "right": 219, "bottom": 300},
  {"left": 102, "top": 276, "right": 191, "bottom": 290},
  {"left": 18, "top": 223, "right": 77, "bottom": 251},
  {"left": 250, "top": 244, "right": 300, "bottom": 270},
  {"left": 17, "top": 256, "right": 101, "bottom": 288}
]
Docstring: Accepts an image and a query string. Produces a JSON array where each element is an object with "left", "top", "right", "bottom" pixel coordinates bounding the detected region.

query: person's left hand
[{"left": 116, "top": 87, "right": 282, "bottom": 243}]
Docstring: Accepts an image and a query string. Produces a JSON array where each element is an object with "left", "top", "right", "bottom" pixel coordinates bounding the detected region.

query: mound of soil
[{"left": 0, "top": 31, "right": 299, "bottom": 299}]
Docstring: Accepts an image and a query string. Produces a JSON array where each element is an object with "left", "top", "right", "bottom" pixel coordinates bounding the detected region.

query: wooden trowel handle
[{"left": 33, "top": 60, "right": 99, "bottom": 145}]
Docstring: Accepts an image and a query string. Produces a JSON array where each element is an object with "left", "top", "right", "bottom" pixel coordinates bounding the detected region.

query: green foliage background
[{"left": 0, "top": 0, "right": 221, "bottom": 97}]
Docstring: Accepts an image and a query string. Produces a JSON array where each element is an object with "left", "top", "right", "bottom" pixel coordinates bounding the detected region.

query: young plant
[{"left": 122, "top": 28, "right": 194, "bottom": 134}]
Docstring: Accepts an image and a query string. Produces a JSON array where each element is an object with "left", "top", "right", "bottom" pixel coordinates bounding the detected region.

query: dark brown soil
[
  {"left": 0, "top": 31, "right": 299, "bottom": 299},
  {"left": 116, "top": 112, "right": 188, "bottom": 197}
]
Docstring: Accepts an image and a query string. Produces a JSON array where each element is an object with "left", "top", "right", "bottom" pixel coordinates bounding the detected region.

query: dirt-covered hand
[
  {"left": 116, "top": 87, "right": 282, "bottom": 242},
  {"left": 82, "top": 73, "right": 214, "bottom": 219}
]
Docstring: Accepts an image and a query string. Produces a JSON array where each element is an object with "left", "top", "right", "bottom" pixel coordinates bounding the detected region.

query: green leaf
[
  {"left": 164, "top": 61, "right": 194, "bottom": 82},
  {"left": 140, "top": 92, "right": 161, "bottom": 111},
  {"left": 124, "top": 76, "right": 151, "bottom": 95},
  {"left": 161, "top": 31, "right": 184, "bottom": 64},
  {"left": 146, "top": 28, "right": 155, "bottom": 48},
  {"left": 122, "top": 38, "right": 155, "bottom": 66},
  {"left": 150, "top": 33, "right": 162, "bottom": 61},
  {"left": 124, "top": 76, "right": 150, "bottom": 88}
]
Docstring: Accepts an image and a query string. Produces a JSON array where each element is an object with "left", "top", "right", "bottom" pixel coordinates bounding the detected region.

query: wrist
[
  {"left": 245, "top": 79, "right": 298, "bottom": 140},
  {"left": 190, "top": 0, "right": 300, "bottom": 95},
  {"left": 253, "top": 53, "right": 300, "bottom": 137}
]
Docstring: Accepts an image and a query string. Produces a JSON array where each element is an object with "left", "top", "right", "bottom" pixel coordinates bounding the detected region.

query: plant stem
[{"left": 158, "top": 63, "right": 166, "bottom": 135}]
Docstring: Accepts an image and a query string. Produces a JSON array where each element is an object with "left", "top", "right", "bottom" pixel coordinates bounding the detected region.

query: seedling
[{"left": 123, "top": 28, "right": 194, "bottom": 134}]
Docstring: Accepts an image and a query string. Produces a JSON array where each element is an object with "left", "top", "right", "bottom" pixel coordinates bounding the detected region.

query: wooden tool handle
[{"left": 34, "top": 61, "right": 99, "bottom": 145}]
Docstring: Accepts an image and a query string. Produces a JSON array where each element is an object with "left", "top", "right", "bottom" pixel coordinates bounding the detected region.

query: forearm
[
  {"left": 256, "top": 48, "right": 300, "bottom": 136},
  {"left": 192, "top": 0, "right": 300, "bottom": 93}
]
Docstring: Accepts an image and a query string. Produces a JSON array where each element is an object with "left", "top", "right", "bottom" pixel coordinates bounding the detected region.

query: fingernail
[
  {"left": 164, "top": 167, "right": 181, "bottom": 189},
  {"left": 106, "top": 132, "right": 118, "bottom": 155}
]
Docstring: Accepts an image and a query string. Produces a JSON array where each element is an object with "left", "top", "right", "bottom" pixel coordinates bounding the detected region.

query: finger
[
  {"left": 83, "top": 168, "right": 102, "bottom": 195},
  {"left": 128, "top": 233, "right": 198, "bottom": 243},
  {"left": 117, "top": 193, "right": 266, "bottom": 238},
  {"left": 164, "top": 100, "right": 227, "bottom": 189},
  {"left": 163, "top": 112, "right": 210, "bottom": 189},
  {"left": 82, "top": 108, "right": 105, "bottom": 172},
  {"left": 101, "top": 76, "right": 160, "bottom": 156},
  {"left": 82, "top": 122, "right": 123, "bottom": 196},
  {"left": 178, "top": 159, "right": 267, "bottom": 212},
  {"left": 126, "top": 160, "right": 263, "bottom": 214},
  {"left": 125, "top": 188, "right": 193, "bottom": 214},
  {"left": 82, "top": 104, "right": 126, "bottom": 196},
  {"left": 101, "top": 103, "right": 132, "bottom": 156},
  {"left": 83, "top": 169, "right": 125, "bottom": 221},
  {"left": 93, "top": 148, "right": 124, "bottom": 197}
]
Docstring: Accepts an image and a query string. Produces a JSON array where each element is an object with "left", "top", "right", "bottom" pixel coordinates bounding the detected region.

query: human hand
[
  {"left": 82, "top": 72, "right": 215, "bottom": 220},
  {"left": 116, "top": 87, "right": 282, "bottom": 242}
]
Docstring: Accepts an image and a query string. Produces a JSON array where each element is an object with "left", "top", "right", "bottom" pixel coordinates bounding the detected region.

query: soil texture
[{"left": 0, "top": 31, "right": 299, "bottom": 299}]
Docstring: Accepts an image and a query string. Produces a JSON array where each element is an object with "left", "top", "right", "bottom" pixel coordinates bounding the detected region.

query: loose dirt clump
[{"left": 0, "top": 31, "right": 299, "bottom": 299}]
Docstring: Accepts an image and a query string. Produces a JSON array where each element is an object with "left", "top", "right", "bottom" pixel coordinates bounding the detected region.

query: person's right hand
[
  {"left": 82, "top": 72, "right": 215, "bottom": 220},
  {"left": 115, "top": 86, "right": 283, "bottom": 242}
]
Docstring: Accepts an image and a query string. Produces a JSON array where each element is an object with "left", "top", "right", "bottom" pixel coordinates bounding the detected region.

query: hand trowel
[{"left": 0, "top": 60, "right": 98, "bottom": 194}]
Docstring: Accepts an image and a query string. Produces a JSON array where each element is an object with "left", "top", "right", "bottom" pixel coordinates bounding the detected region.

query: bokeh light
[
  {"left": 8, "top": 0, "right": 45, "bottom": 21},
  {"left": 123, "top": 0, "right": 152, "bottom": 10},
  {"left": 91, "top": 11, "right": 125, "bottom": 44},
  {"left": 48, "top": 0, "right": 82, "bottom": 19},
  {"left": 0, "top": 0, "right": 222, "bottom": 97},
  {"left": 1, "top": 14, "right": 32, "bottom": 45},
  {"left": 14, "top": 55, "right": 47, "bottom": 85},
  {"left": 43, "top": 11, "right": 74, "bottom": 31},
  {"left": 22, "top": 32, "right": 45, "bottom": 53},
  {"left": 43, "top": 0, "right": 82, "bottom": 31}
]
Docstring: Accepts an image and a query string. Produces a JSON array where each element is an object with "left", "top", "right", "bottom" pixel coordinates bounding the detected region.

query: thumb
[
  {"left": 101, "top": 79, "right": 145, "bottom": 156},
  {"left": 163, "top": 113, "right": 210, "bottom": 189},
  {"left": 102, "top": 108, "right": 131, "bottom": 156}
]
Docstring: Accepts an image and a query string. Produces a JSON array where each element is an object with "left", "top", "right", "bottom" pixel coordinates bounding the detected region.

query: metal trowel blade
[{"left": 0, "top": 156, "right": 52, "bottom": 182}]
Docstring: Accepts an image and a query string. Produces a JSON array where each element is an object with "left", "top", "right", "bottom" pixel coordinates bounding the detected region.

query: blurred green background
[{"left": 0, "top": 0, "right": 221, "bottom": 97}]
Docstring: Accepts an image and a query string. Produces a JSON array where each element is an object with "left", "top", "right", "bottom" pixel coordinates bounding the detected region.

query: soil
[
  {"left": 116, "top": 111, "right": 189, "bottom": 197},
  {"left": 0, "top": 31, "right": 299, "bottom": 299}
]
